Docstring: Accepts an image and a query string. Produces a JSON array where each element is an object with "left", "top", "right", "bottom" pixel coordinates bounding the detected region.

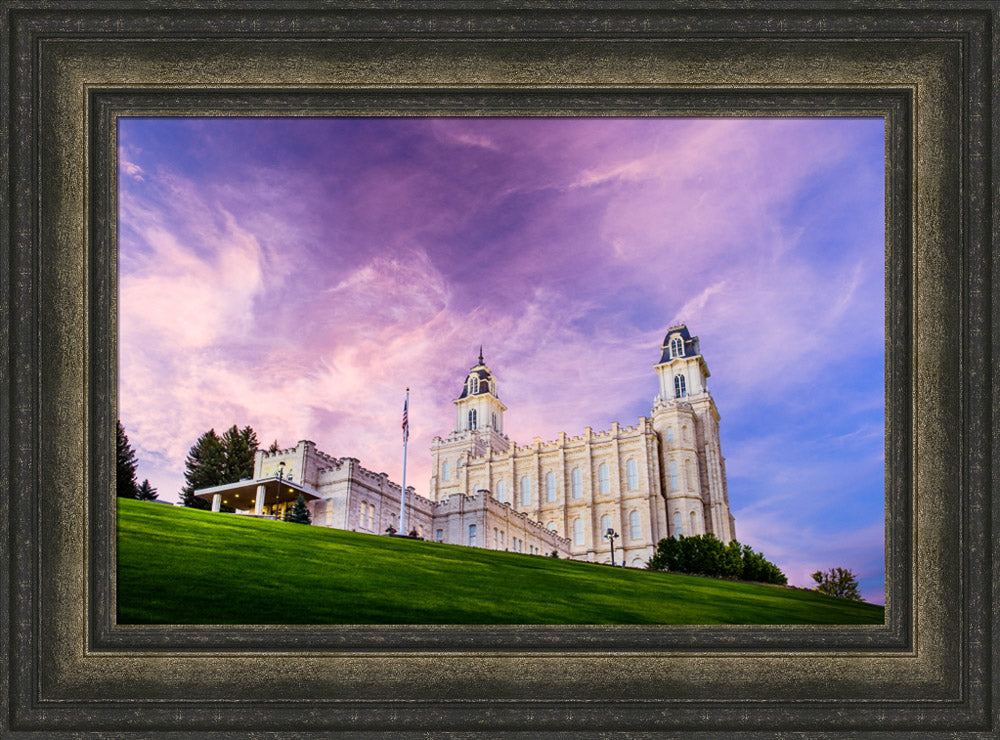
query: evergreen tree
[
  {"left": 136, "top": 479, "right": 158, "bottom": 501},
  {"left": 284, "top": 494, "right": 311, "bottom": 524},
  {"left": 180, "top": 425, "right": 262, "bottom": 508},
  {"left": 811, "top": 567, "right": 862, "bottom": 601},
  {"left": 268, "top": 439, "right": 280, "bottom": 454},
  {"left": 116, "top": 421, "right": 139, "bottom": 499},
  {"left": 221, "top": 424, "right": 259, "bottom": 482},
  {"left": 180, "top": 429, "right": 226, "bottom": 508}
]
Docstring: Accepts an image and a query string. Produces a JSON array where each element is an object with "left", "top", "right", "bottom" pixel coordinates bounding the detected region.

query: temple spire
[{"left": 478, "top": 345, "right": 484, "bottom": 366}]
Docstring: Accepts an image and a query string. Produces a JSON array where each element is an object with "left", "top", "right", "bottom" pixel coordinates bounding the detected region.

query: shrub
[{"left": 648, "top": 534, "right": 787, "bottom": 585}]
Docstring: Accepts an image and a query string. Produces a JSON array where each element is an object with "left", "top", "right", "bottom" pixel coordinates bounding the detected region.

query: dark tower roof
[
  {"left": 457, "top": 349, "right": 497, "bottom": 400},
  {"left": 659, "top": 325, "right": 701, "bottom": 364}
]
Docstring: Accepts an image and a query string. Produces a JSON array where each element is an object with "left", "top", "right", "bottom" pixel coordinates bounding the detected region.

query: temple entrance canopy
[{"left": 193, "top": 475, "right": 321, "bottom": 518}]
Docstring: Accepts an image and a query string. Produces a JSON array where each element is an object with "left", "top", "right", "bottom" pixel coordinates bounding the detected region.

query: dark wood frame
[{"left": 1, "top": 2, "right": 995, "bottom": 736}]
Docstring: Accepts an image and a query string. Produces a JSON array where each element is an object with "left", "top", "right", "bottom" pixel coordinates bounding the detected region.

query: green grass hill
[{"left": 117, "top": 498, "right": 884, "bottom": 625}]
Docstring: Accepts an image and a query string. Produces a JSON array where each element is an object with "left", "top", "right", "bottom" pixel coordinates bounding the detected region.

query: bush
[{"left": 648, "top": 534, "right": 787, "bottom": 585}]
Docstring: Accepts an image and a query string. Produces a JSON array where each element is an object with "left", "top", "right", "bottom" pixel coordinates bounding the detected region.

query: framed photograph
[{"left": 2, "top": 2, "right": 995, "bottom": 735}]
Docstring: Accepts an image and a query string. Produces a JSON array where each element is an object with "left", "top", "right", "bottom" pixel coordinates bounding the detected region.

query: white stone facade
[
  {"left": 429, "top": 325, "right": 736, "bottom": 566},
  {"left": 200, "top": 325, "right": 733, "bottom": 568}
]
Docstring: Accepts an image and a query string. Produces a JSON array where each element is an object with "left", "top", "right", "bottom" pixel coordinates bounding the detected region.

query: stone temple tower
[
  {"left": 429, "top": 348, "right": 510, "bottom": 501},
  {"left": 650, "top": 325, "right": 736, "bottom": 542}
]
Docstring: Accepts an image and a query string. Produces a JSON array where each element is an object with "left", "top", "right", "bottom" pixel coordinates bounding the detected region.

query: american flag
[{"left": 402, "top": 394, "right": 409, "bottom": 442}]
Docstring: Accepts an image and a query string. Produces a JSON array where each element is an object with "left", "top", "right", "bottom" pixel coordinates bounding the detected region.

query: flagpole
[{"left": 399, "top": 388, "right": 409, "bottom": 534}]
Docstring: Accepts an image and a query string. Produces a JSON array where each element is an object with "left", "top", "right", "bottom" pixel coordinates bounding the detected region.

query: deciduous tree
[{"left": 811, "top": 567, "right": 862, "bottom": 601}]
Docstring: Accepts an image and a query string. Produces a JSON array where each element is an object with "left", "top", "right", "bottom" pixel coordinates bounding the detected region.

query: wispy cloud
[{"left": 118, "top": 116, "right": 886, "bottom": 601}]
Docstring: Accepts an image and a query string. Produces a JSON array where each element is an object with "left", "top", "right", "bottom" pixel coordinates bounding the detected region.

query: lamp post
[
  {"left": 276, "top": 460, "right": 286, "bottom": 519},
  {"left": 605, "top": 528, "right": 620, "bottom": 567}
]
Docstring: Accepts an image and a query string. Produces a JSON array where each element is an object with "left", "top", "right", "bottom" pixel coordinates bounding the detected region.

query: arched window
[
  {"left": 673, "top": 511, "right": 683, "bottom": 536},
  {"left": 468, "top": 409, "right": 477, "bottom": 430},
  {"left": 626, "top": 459, "right": 638, "bottom": 490},
  {"left": 669, "top": 461, "right": 679, "bottom": 490},
  {"left": 494, "top": 528, "right": 499, "bottom": 548},
  {"left": 573, "top": 518, "right": 584, "bottom": 545},
  {"left": 682, "top": 425, "right": 690, "bottom": 442},
  {"left": 546, "top": 471, "right": 556, "bottom": 502},
  {"left": 441, "top": 461, "right": 450, "bottom": 481},
  {"left": 468, "top": 524, "right": 477, "bottom": 547},
  {"left": 666, "top": 427, "right": 675, "bottom": 442},
  {"left": 690, "top": 511, "right": 698, "bottom": 535},
  {"left": 418, "top": 525, "right": 423, "bottom": 538},
  {"left": 687, "top": 459, "right": 696, "bottom": 489},
  {"left": 670, "top": 335, "right": 684, "bottom": 358},
  {"left": 368, "top": 503, "right": 375, "bottom": 529},
  {"left": 491, "top": 412, "right": 497, "bottom": 429},
  {"left": 546, "top": 521, "right": 557, "bottom": 533},
  {"left": 571, "top": 468, "right": 582, "bottom": 498},
  {"left": 674, "top": 374, "right": 687, "bottom": 398},
  {"left": 629, "top": 510, "right": 641, "bottom": 539},
  {"left": 495, "top": 480, "right": 507, "bottom": 503},
  {"left": 360, "top": 501, "right": 367, "bottom": 528},
  {"left": 598, "top": 463, "right": 610, "bottom": 494},
  {"left": 600, "top": 514, "right": 612, "bottom": 534},
  {"left": 468, "top": 375, "right": 479, "bottom": 394},
  {"left": 520, "top": 476, "right": 531, "bottom": 505}
]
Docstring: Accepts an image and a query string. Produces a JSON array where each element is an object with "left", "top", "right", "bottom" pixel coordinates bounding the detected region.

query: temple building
[{"left": 194, "top": 325, "right": 735, "bottom": 567}]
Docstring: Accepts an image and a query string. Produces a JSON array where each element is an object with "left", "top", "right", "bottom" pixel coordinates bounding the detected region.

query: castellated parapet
[{"left": 203, "top": 325, "right": 733, "bottom": 569}]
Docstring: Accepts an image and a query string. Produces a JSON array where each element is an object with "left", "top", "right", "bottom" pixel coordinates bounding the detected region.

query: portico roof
[{"left": 193, "top": 475, "right": 321, "bottom": 510}]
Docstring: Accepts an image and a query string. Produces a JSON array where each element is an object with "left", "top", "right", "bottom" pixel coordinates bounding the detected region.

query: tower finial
[{"left": 478, "top": 345, "right": 484, "bottom": 366}]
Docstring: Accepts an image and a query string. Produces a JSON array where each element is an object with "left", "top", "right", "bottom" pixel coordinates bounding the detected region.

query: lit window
[
  {"left": 520, "top": 476, "right": 531, "bottom": 505},
  {"left": 598, "top": 463, "right": 610, "bottom": 495},
  {"left": 673, "top": 511, "right": 683, "bottom": 536},
  {"left": 626, "top": 459, "right": 638, "bottom": 491},
  {"left": 442, "top": 461, "right": 450, "bottom": 481},
  {"left": 571, "top": 468, "right": 582, "bottom": 498},
  {"left": 629, "top": 510, "right": 641, "bottom": 539},
  {"left": 573, "top": 518, "right": 584, "bottom": 545},
  {"left": 495, "top": 480, "right": 506, "bottom": 503},
  {"left": 468, "top": 409, "right": 477, "bottom": 430},
  {"left": 417, "top": 525, "right": 423, "bottom": 538},
  {"left": 546, "top": 471, "right": 556, "bottom": 502},
  {"left": 468, "top": 524, "right": 477, "bottom": 547},
  {"left": 669, "top": 461, "right": 679, "bottom": 491},
  {"left": 670, "top": 335, "right": 684, "bottom": 358},
  {"left": 674, "top": 374, "right": 687, "bottom": 398}
]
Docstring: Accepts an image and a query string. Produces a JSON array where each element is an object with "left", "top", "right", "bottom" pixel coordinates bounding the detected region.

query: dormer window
[
  {"left": 670, "top": 335, "right": 684, "bottom": 358},
  {"left": 674, "top": 374, "right": 687, "bottom": 398},
  {"left": 468, "top": 375, "right": 479, "bottom": 394}
]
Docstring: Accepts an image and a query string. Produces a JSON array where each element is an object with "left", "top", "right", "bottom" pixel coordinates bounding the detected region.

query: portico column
[
  {"left": 211, "top": 493, "right": 221, "bottom": 512},
  {"left": 254, "top": 484, "right": 266, "bottom": 515}
]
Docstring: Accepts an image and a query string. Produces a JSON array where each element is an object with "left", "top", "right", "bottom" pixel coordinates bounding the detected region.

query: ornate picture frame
[{"left": 2, "top": 2, "right": 994, "bottom": 735}]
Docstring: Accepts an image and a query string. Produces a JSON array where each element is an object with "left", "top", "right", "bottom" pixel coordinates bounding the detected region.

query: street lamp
[
  {"left": 276, "top": 461, "right": 286, "bottom": 519},
  {"left": 605, "top": 528, "right": 620, "bottom": 567}
]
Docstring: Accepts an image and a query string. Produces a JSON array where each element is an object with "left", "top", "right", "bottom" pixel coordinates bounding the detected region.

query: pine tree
[
  {"left": 180, "top": 429, "right": 226, "bottom": 508},
  {"left": 136, "top": 479, "right": 158, "bottom": 501},
  {"left": 268, "top": 439, "right": 280, "bottom": 454},
  {"left": 116, "top": 421, "right": 139, "bottom": 499},
  {"left": 284, "top": 494, "right": 311, "bottom": 524},
  {"left": 221, "top": 425, "right": 259, "bottom": 482}
]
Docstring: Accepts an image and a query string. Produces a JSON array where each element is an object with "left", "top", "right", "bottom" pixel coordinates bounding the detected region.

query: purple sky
[{"left": 119, "top": 116, "right": 886, "bottom": 603}]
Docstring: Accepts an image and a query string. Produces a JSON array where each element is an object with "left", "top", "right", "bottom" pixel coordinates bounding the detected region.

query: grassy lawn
[{"left": 117, "top": 498, "right": 884, "bottom": 625}]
